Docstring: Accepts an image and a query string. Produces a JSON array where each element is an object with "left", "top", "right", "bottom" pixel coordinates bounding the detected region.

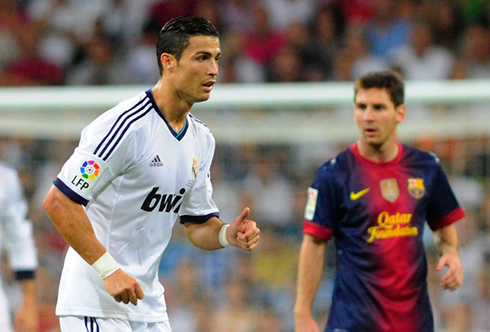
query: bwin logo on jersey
[{"left": 141, "top": 187, "right": 185, "bottom": 213}]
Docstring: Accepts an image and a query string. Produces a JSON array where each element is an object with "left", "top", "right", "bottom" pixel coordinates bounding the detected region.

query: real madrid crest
[
  {"left": 407, "top": 178, "right": 425, "bottom": 199},
  {"left": 380, "top": 178, "right": 399, "bottom": 203},
  {"left": 192, "top": 157, "right": 198, "bottom": 179}
]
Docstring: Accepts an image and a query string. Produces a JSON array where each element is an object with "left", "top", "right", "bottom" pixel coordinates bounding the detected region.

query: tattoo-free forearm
[
  {"left": 43, "top": 186, "right": 107, "bottom": 264},
  {"left": 294, "top": 234, "right": 327, "bottom": 317},
  {"left": 432, "top": 224, "right": 460, "bottom": 257}
]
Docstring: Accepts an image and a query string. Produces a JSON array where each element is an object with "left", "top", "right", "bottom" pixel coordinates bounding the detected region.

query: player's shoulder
[
  {"left": 85, "top": 91, "right": 152, "bottom": 134},
  {"left": 188, "top": 113, "right": 214, "bottom": 140},
  {"left": 105, "top": 90, "right": 151, "bottom": 122},
  {"left": 316, "top": 147, "right": 351, "bottom": 176},
  {"left": 402, "top": 144, "right": 442, "bottom": 165}
]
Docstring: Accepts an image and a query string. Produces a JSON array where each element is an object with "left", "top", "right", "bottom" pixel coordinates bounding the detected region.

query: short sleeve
[
  {"left": 55, "top": 111, "right": 136, "bottom": 205},
  {"left": 303, "top": 164, "right": 337, "bottom": 240},
  {"left": 179, "top": 133, "right": 219, "bottom": 224},
  {"left": 426, "top": 161, "right": 465, "bottom": 230}
]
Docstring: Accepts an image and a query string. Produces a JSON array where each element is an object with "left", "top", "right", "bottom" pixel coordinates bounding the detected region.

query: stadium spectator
[
  {"left": 470, "top": 249, "right": 490, "bottom": 331},
  {"left": 209, "top": 275, "right": 260, "bottom": 332},
  {"left": 218, "top": 0, "right": 255, "bottom": 35},
  {"left": 26, "top": 0, "right": 109, "bottom": 65},
  {"left": 65, "top": 33, "right": 131, "bottom": 85},
  {"left": 427, "top": 0, "right": 465, "bottom": 52},
  {"left": 125, "top": 20, "right": 161, "bottom": 85},
  {"left": 262, "top": 0, "right": 317, "bottom": 31},
  {"left": 267, "top": 45, "right": 305, "bottom": 82},
  {"left": 241, "top": 147, "right": 296, "bottom": 233},
  {"left": 457, "top": 24, "right": 490, "bottom": 79},
  {"left": 342, "top": 28, "right": 389, "bottom": 80},
  {"left": 363, "top": 0, "right": 412, "bottom": 60},
  {"left": 164, "top": 257, "right": 211, "bottom": 332},
  {"left": 303, "top": 3, "right": 344, "bottom": 81},
  {"left": 389, "top": 20, "right": 455, "bottom": 80},
  {"left": 148, "top": 0, "right": 197, "bottom": 29},
  {"left": 0, "top": 22, "right": 63, "bottom": 86},
  {"left": 0, "top": 0, "right": 25, "bottom": 72},
  {"left": 236, "top": 4, "right": 286, "bottom": 83}
]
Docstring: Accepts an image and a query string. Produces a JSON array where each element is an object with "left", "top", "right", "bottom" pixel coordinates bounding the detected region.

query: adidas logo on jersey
[{"left": 149, "top": 155, "right": 163, "bottom": 167}]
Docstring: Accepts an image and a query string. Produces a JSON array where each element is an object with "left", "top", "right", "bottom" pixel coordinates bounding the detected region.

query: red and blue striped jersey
[{"left": 303, "top": 143, "right": 465, "bottom": 332}]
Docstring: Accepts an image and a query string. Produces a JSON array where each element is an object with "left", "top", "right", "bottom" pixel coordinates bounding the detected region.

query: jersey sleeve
[
  {"left": 303, "top": 163, "right": 336, "bottom": 240},
  {"left": 2, "top": 167, "right": 37, "bottom": 279},
  {"left": 54, "top": 111, "right": 136, "bottom": 205},
  {"left": 426, "top": 159, "right": 465, "bottom": 230},
  {"left": 179, "top": 134, "right": 219, "bottom": 224}
]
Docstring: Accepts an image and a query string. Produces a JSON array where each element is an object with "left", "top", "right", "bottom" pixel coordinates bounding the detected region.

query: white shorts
[{"left": 59, "top": 316, "right": 172, "bottom": 332}]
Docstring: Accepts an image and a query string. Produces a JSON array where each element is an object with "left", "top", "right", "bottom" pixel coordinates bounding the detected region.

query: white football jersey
[
  {"left": 54, "top": 90, "right": 219, "bottom": 322},
  {"left": 0, "top": 163, "right": 38, "bottom": 331}
]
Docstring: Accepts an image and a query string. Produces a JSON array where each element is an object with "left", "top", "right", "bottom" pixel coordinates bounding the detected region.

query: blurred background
[{"left": 0, "top": 0, "right": 490, "bottom": 331}]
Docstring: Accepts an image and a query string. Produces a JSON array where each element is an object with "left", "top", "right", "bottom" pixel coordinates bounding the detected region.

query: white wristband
[
  {"left": 92, "top": 252, "right": 120, "bottom": 279},
  {"left": 219, "top": 224, "right": 230, "bottom": 248}
]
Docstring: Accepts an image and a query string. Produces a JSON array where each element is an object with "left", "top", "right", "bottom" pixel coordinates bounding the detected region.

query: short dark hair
[
  {"left": 156, "top": 15, "right": 219, "bottom": 75},
  {"left": 354, "top": 71, "right": 405, "bottom": 107}
]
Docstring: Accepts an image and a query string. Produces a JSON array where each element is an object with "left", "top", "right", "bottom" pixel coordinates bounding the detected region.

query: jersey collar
[
  {"left": 146, "top": 89, "right": 188, "bottom": 141},
  {"left": 351, "top": 142, "right": 404, "bottom": 166}
]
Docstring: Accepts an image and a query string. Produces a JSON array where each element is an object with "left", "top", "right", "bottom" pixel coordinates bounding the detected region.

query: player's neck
[
  {"left": 151, "top": 81, "right": 190, "bottom": 131},
  {"left": 356, "top": 140, "right": 400, "bottom": 163}
]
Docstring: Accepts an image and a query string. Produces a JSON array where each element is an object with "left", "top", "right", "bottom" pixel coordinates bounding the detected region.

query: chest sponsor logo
[
  {"left": 350, "top": 188, "right": 370, "bottom": 200},
  {"left": 141, "top": 187, "right": 185, "bottom": 213},
  {"left": 380, "top": 178, "right": 399, "bottom": 203},
  {"left": 408, "top": 178, "right": 425, "bottom": 199},
  {"left": 367, "top": 211, "right": 418, "bottom": 243}
]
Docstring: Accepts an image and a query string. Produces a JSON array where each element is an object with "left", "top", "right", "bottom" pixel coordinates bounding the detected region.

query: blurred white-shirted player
[
  {"left": 43, "top": 15, "right": 260, "bottom": 332},
  {"left": 0, "top": 162, "right": 38, "bottom": 331}
]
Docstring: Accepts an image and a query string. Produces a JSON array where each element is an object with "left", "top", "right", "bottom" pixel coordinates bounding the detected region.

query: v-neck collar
[{"left": 146, "top": 89, "right": 189, "bottom": 141}]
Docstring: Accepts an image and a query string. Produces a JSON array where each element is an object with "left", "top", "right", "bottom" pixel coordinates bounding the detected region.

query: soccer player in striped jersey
[
  {"left": 0, "top": 163, "right": 38, "bottom": 331},
  {"left": 294, "top": 71, "right": 464, "bottom": 332},
  {"left": 43, "top": 16, "right": 260, "bottom": 332}
]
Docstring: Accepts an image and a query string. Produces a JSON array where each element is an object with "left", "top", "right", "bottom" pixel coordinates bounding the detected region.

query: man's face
[
  {"left": 354, "top": 88, "right": 405, "bottom": 149},
  {"left": 170, "top": 35, "right": 221, "bottom": 104}
]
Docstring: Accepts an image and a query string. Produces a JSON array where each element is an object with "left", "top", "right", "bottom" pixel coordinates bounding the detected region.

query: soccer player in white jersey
[
  {"left": 43, "top": 15, "right": 260, "bottom": 332},
  {"left": 0, "top": 162, "right": 38, "bottom": 331}
]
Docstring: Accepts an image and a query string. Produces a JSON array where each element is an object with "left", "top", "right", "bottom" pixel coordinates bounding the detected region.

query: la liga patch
[
  {"left": 80, "top": 160, "right": 100, "bottom": 180},
  {"left": 304, "top": 187, "right": 318, "bottom": 221}
]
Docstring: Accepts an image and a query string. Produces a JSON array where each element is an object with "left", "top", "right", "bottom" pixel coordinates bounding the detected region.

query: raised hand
[{"left": 227, "top": 207, "right": 260, "bottom": 251}]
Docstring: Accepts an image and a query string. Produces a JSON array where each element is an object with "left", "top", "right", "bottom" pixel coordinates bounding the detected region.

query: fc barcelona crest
[
  {"left": 408, "top": 178, "right": 425, "bottom": 199},
  {"left": 380, "top": 178, "right": 399, "bottom": 203}
]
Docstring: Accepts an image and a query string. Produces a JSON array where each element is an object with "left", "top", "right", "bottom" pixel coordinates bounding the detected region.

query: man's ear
[
  {"left": 160, "top": 53, "right": 176, "bottom": 73},
  {"left": 396, "top": 104, "right": 406, "bottom": 124}
]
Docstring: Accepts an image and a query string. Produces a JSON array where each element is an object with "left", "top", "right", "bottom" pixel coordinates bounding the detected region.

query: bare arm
[
  {"left": 13, "top": 278, "right": 38, "bottom": 331},
  {"left": 43, "top": 185, "right": 144, "bottom": 305},
  {"left": 43, "top": 185, "right": 106, "bottom": 264},
  {"left": 432, "top": 223, "right": 464, "bottom": 291},
  {"left": 294, "top": 234, "right": 327, "bottom": 332},
  {"left": 184, "top": 207, "right": 260, "bottom": 251}
]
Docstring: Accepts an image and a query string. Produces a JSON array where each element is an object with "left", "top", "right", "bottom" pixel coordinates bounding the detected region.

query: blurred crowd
[
  {"left": 0, "top": 0, "right": 490, "bottom": 86},
  {"left": 1, "top": 0, "right": 490, "bottom": 331}
]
